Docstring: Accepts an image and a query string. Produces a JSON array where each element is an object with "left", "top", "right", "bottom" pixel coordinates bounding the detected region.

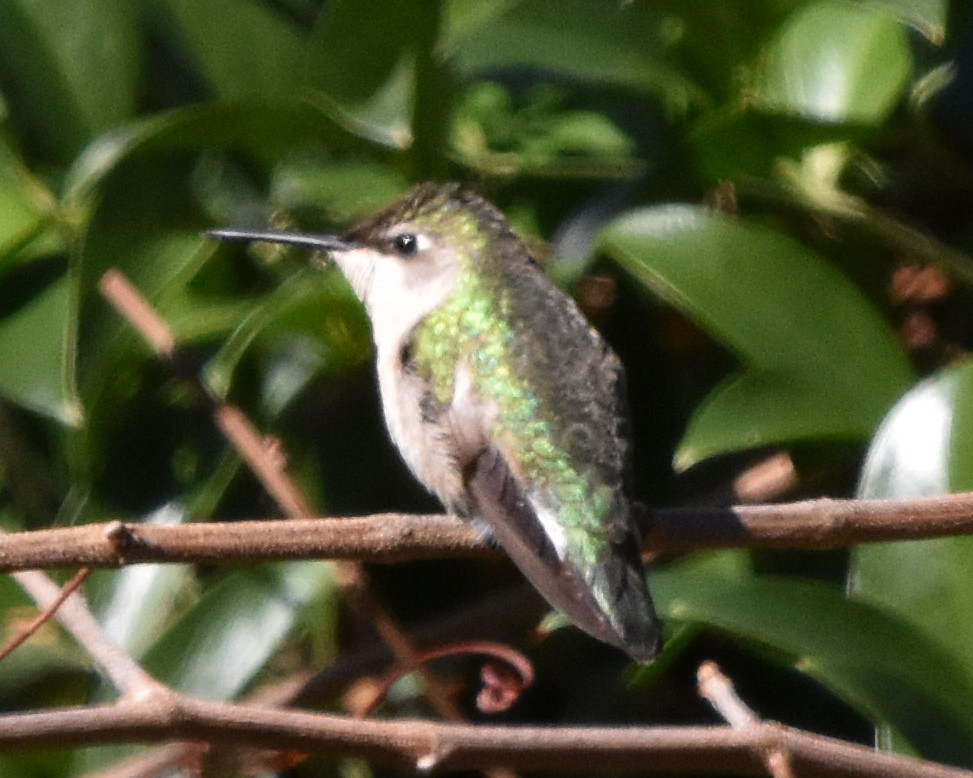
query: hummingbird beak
[{"left": 206, "top": 228, "right": 359, "bottom": 260}]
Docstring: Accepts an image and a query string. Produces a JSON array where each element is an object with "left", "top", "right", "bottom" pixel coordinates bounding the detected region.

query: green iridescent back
[{"left": 398, "top": 184, "right": 633, "bottom": 567}]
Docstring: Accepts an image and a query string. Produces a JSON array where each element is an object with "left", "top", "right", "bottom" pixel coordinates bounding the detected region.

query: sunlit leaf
[
  {"left": 755, "top": 0, "right": 912, "bottom": 123},
  {"left": 850, "top": 363, "right": 973, "bottom": 756},
  {"left": 599, "top": 205, "right": 912, "bottom": 469}
]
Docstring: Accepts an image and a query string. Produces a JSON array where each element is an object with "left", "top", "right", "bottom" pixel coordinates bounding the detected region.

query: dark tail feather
[{"left": 465, "top": 445, "right": 661, "bottom": 662}]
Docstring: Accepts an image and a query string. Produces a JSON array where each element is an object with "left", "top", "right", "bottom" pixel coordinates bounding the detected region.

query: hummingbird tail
[{"left": 465, "top": 444, "right": 662, "bottom": 662}]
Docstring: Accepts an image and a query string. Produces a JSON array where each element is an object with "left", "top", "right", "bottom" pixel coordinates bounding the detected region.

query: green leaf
[
  {"left": 142, "top": 561, "right": 336, "bottom": 700},
  {"left": 850, "top": 362, "right": 973, "bottom": 755},
  {"left": 0, "top": 270, "right": 81, "bottom": 423},
  {"left": 689, "top": 108, "right": 872, "bottom": 182},
  {"left": 91, "top": 504, "right": 197, "bottom": 659},
  {"left": 754, "top": 0, "right": 912, "bottom": 123},
  {"left": 863, "top": 0, "right": 947, "bottom": 42},
  {"left": 450, "top": 0, "right": 702, "bottom": 111},
  {"left": 0, "top": 140, "right": 54, "bottom": 259},
  {"left": 203, "top": 267, "right": 371, "bottom": 408},
  {"left": 0, "top": 0, "right": 139, "bottom": 161},
  {"left": 151, "top": 0, "right": 304, "bottom": 98},
  {"left": 599, "top": 205, "right": 912, "bottom": 469},
  {"left": 303, "top": 0, "right": 443, "bottom": 149},
  {"left": 654, "top": 553, "right": 973, "bottom": 763}
]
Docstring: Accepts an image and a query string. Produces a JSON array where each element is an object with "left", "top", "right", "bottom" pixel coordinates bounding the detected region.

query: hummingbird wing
[{"left": 463, "top": 440, "right": 649, "bottom": 655}]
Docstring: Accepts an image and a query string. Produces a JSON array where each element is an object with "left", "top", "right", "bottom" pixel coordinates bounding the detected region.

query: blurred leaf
[
  {"left": 453, "top": 82, "right": 639, "bottom": 175},
  {"left": 850, "top": 363, "right": 973, "bottom": 755},
  {"left": 92, "top": 504, "right": 196, "bottom": 658},
  {"left": 755, "top": 0, "right": 912, "bottom": 123},
  {"left": 152, "top": 0, "right": 304, "bottom": 98},
  {"left": 864, "top": 0, "right": 947, "bottom": 42},
  {"left": 73, "top": 101, "right": 365, "bottom": 367},
  {"left": 304, "top": 0, "right": 431, "bottom": 147},
  {"left": 451, "top": 0, "right": 701, "bottom": 110},
  {"left": 648, "top": 0, "right": 805, "bottom": 104},
  {"left": 689, "top": 108, "right": 871, "bottom": 182},
  {"left": 599, "top": 205, "right": 912, "bottom": 469},
  {"left": 0, "top": 0, "right": 139, "bottom": 161},
  {"left": 654, "top": 552, "right": 973, "bottom": 763},
  {"left": 203, "top": 267, "right": 370, "bottom": 408},
  {"left": 65, "top": 101, "right": 366, "bottom": 204},
  {"left": 142, "top": 561, "right": 336, "bottom": 699},
  {"left": 0, "top": 270, "right": 81, "bottom": 423},
  {"left": 269, "top": 156, "right": 408, "bottom": 223},
  {"left": 0, "top": 140, "right": 54, "bottom": 259}
]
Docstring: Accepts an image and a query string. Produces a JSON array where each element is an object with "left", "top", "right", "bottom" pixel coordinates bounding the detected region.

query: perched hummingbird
[{"left": 210, "top": 182, "right": 661, "bottom": 662}]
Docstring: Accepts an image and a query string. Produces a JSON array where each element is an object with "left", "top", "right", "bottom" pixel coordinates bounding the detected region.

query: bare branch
[
  {"left": 698, "top": 661, "right": 795, "bottom": 778},
  {"left": 98, "top": 270, "right": 175, "bottom": 359},
  {"left": 0, "top": 698, "right": 967, "bottom": 778},
  {"left": 0, "top": 568, "right": 90, "bottom": 663},
  {"left": 1, "top": 491, "right": 973, "bottom": 573},
  {"left": 9, "top": 568, "right": 160, "bottom": 695}
]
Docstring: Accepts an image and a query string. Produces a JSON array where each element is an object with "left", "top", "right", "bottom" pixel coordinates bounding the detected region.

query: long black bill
[{"left": 207, "top": 228, "right": 358, "bottom": 253}]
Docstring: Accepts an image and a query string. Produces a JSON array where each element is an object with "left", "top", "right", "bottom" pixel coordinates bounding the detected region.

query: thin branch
[
  {"left": 643, "top": 494, "right": 973, "bottom": 551},
  {"left": 698, "top": 661, "right": 795, "bottom": 778},
  {"left": 3, "top": 491, "right": 973, "bottom": 572},
  {"left": 698, "top": 661, "right": 760, "bottom": 730},
  {"left": 0, "top": 697, "right": 968, "bottom": 778},
  {"left": 97, "top": 270, "right": 175, "bottom": 359},
  {"left": 9, "top": 567, "right": 160, "bottom": 695},
  {"left": 0, "top": 568, "right": 90, "bottom": 664}
]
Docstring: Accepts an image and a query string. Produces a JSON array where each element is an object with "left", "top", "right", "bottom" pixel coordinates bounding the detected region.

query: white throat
[{"left": 330, "top": 246, "right": 461, "bottom": 354}]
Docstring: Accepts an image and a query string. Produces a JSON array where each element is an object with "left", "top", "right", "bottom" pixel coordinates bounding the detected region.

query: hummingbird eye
[{"left": 392, "top": 233, "right": 420, "bottom": 256}]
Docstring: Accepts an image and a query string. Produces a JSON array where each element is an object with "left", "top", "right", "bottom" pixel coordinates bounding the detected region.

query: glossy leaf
[
  {"left": 850, "top": 363, "right": 973, "bottom": 742},
  {"left": 755, "top": 0, "right": 912, "bottom": 123},
  {"left": 654, "top": 553, "right": 973, "bottom": 763},
  {"left": 599, "top": 205, "right": 912, "bottom": 469},
  {"left": 0, "top": 0, "right": 139, "bottom": 161},
  {"left": 142, "top": 561, "right": 336, "bottom": 700}
]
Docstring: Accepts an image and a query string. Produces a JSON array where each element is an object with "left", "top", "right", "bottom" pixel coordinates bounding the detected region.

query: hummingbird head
[{"left": 209, "top": 182, "right": 517, "bottom": 345}]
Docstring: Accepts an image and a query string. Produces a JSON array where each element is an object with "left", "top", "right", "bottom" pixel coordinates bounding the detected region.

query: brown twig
[
  {"left": 0, "top": 697, "right": 967, "bottom": 777},
  {"left": 9, "top": 567, "right": 161, "bottom": 696},
  {"left": 698, "top": 661, "right": 795, "bottom": 778},
  {"left": 357, "top": 641, "right": 535, "bottom": 717},
  {"left": 97, "top": 270, "right": 175, "bottom": 359},
  {"left": 0, "top": 568, "right": 90, "bottom": 664},
  {"left": 3, "top": 490, "right": 973, "bottom": 573}
]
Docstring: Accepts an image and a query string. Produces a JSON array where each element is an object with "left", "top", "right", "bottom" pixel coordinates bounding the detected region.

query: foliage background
[{"left": 1, "top": 0, "right": 973, "bottom": 774}]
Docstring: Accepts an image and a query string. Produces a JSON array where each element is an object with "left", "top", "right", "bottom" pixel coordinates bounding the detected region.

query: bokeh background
[{"left": 2, "top": 0, "right": 973, "bottom": 774}]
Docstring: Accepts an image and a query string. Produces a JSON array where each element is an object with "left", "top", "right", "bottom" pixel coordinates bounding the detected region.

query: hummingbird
[{"left": 209, "top": 182, "right": 661, "bottom": 662}]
